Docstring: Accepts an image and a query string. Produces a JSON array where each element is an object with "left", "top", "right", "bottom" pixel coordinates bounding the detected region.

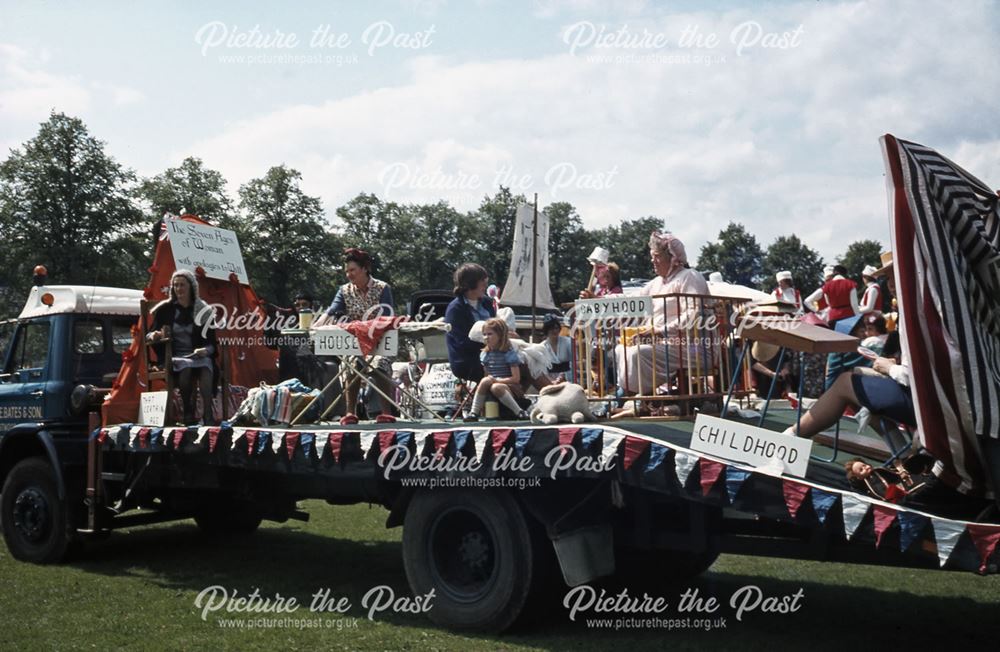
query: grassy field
[{"left": 2, "top": 496, "right": 999, "bottom": 652}]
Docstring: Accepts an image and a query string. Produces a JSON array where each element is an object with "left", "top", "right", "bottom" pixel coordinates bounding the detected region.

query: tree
[
  {"left": 0, "top": 112, "right": 144, "bottom": 315},
  {"left": 696, "top": 222, "right": 764, "bottom": 287},
  {"left": 838, "top": 240, "right": 884, "bottom": 286},
  {"left": 760, "top": 235, "right": 825, "bottom": 294},
  {"left": 138, "top": 157, "right": 234, "bottom": 225},
  {"left": 235, "top": 165, "right": 340, "bottom": 306}
]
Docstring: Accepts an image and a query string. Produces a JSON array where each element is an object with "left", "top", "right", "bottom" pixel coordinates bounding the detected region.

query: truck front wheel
[
  {"left": 1, "top": 458, "right": 72, "bottom": 563},
  {"left": 402, "top": 488, "right": 542, "bottom": 633}
]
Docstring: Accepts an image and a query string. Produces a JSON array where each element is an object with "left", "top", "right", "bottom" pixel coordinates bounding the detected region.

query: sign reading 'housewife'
[
  {"left": 312, "top": 327, "right": 399, "bottom": 356},
  {"left": 167, "top": 218, "right": 249, "bottom": 284},
  {"left": 690, "top": 414, "right": 811, "bottom": 477}
]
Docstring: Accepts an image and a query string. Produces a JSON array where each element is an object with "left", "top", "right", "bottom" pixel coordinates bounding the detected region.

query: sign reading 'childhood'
[
  {"left": 691, "top": 414, "right": 811, "bottom": 477},
  {"left": 167, "top": 218, "right": 249, "bottom": 284},
  {"left": 574, "top": 296, "right": 652, "bottom": 323},
  {"left": 312, "top": 327, "right": 399, "bottom": 356}
]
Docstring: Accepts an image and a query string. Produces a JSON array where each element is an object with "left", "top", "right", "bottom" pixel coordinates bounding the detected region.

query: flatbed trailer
[{"left": 77, "top": 415, "right": 1000, "bottom": 632}]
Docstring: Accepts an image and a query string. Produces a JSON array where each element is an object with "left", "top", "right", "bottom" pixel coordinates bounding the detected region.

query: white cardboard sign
[
  {"left": 574, "top": 296, "right": 652, "bottom": 322},
  {"left": 312, "top": 327, "right": 399, "bottom": 356},
  {"left": 138, "top": 391, "right": 169, "bottom": 427},
  {"left": 691, "top": 414, "right": 812, "bottom": 477},
  {"left": 166, "top": 218, "right": 248, "bottom": 284}
]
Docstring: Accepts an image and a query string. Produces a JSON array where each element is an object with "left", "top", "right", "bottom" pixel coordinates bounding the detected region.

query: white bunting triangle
[
  {"left": 931, "top": 518, "right": 967, "bottom": 568},
  {"left": 195, "top": 427, "right": 211, "bottom": 445},
  {"left": 471, "top": 430, "right": 490, "bottom": 461},
  {"left": 230, "top": 429, "right": 245, "bottom": 451},
  {"left": 271, "top": 431, "right": 285, "bottom": 455},
  {"left": 414, "top": 430, "right": 434, "bottom": 456},
  {"left": 313, "top": 432, "right": 330, "bottom": 461},
  {"left": 675, "top": 452, "right": 699, "bottom": 486},
  {"left": 128, "top": 427, "right": 140, "bottom": 448},
  {"left": 359, "top": 432, "right": 377, "bottom": 458},
  {"left": 600, "top": 432, "right": 625, "bottom": 467},
  {"left": 842, "top": 493, "right": 870, "bottom": 540}
]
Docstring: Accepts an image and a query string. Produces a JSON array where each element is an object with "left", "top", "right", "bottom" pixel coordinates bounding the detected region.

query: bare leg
[
  {"left": 787, "top": 371, "right": 860, "bottom": 438},
  {"left": 371, "top": 369, "right": 397, "bottom": 415},
  {"left": 343, "top": 365, "right": 361, "bottom": 417},
  {"left": 491, "top": 383, "right": 524, "bottom": 415},
  {"left": 471, "top": 378, "right": 494, "bottom": 416}
]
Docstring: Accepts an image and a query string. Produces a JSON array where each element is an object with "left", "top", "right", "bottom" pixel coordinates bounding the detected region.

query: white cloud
[
  {"left": 176, "top": 0, "right": 999, "bottom": 264},
  {"left": 0, "top": 43, "right": 91, "bottom": 120}
]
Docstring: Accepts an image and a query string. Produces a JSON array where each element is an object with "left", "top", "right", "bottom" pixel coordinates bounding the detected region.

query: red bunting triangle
[
  {"left": 699, "top": 459, "right": 725, "bottom": 496},
  {"left": 378, "top": 430, "right": 397, "bottom": 457},
  {"left": 244, "top": 430, "right": 259, "bottom": 456},
  {"left": 872, "top": 505, "right": 898, "bottom": 548},
  {"left": 329, "top": 432, "right": 344, "bottom": 463},
  {"left": 433, "top": 431, "right": 452, "bottom": 457},
  {"left": 97, "top": 428, "right": 109, "bottom": 444},
  {"left": 491, "top": 429, "right": 513, "bottom": 455},
  {"left": 172, "top": 427, "right": 186, "bottom": 449},
  {"left": 623, "top": 436, "right": 651, "bottom": 471},
  {"left": 966, "top": 524, "right": 1000, "bottom": 573},
  {"left": 782, "top": 480, "right": 810, "bottom": 519},
  {"left": 285, "top": 432, "right": 299, "bottom": 460},
  {"left": 558, "top": 427, "right": 580, "bottom": 448},
  {"left": 137, "top": 427, "right": 151, "bottom": 449},
  {"left": 208, "top": 427, "right": 221, "bottom": 453}
]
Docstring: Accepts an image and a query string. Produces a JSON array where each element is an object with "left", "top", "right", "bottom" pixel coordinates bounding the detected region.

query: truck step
[{"left": 101, "top": 472, "right": 126, "bottom": 482}]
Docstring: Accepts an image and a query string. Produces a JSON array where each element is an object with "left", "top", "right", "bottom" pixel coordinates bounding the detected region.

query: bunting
[
  {"left": 872, "top": 505, "right": 898, "bottom": 549},
  {"left": 966, "top": 524, "right": 1000, "bottom": 573},
  {"left": 842, "top": 494, "right": 870, "bottom": 540},
  {"left": 623, "top": 436, "right": 651, "bottom": 471},
  {"left": 810, "top": 488, "right": 838, "bottom": 524},
  {"left": 725, "top": 468, "right": 751, "bottom": 503},
  {"left": 699, "top": 459, "right": 725, "bottom": 497},
  {"left": 782, "top": 480, "right": 810, "bottom": 519},
  {"left": 600, "top": 432, "right": 625, "bottom": 468},
  {"left": 931, "top": 519, "right": 967, "bottom": 568},
  {"left": 674, "top": 452, "right": 698, "bottom": 487},
  {"left": 898, "top": 512, "right": 928, "bottom": 552}
]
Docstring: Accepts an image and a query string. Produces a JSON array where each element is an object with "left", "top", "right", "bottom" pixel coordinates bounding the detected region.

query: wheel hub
[
  {"left": 429, "top": 508, "right": 499, "bottom": 603},
  {"left": 13, "top": 488, "right": 49, "bottom": 542},
  {"left": 459, "top": 531, "right": 490, "bottom": 570}
]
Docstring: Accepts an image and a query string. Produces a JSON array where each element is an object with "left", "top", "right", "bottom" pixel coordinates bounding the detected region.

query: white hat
[
  {"left": 775, "top": 271, "right": 792, "bottom": 282},
  {"left": 708, "top": 271, "right": 724, "bottom": 283},
  {"left": 862, "top": 264, "right": 878, "bottom": 278},
  {"left": 587, "top": 246, "right": 610, "bottom": 265},
  {"left": 823, "top": 265, "right": 835, "bottom": 279}
]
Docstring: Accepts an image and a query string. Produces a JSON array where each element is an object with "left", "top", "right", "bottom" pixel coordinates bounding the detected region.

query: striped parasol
[{"left": 881, "top": 134, "right": 1000, "bottom": 495}]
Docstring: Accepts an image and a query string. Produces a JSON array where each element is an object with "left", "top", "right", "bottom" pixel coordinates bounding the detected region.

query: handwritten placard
[
  {"left": 574, "top": 295, "right": 652, "bottom": 322},
  {"left": 691, "top": 414, "right": 811, "bottom": 477},
  {"left": 312, "top": 327, "right": 399, "bottom": 356},
  {"left": 138, "top": 391, "right": 169, "bottom": 426},
  {"left": 167, "top": 219, "right": 248, "bottom": 284}
]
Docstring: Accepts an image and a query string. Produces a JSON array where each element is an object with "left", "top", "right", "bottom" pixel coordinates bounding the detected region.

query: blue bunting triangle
[
  {"left": 580, "top": 428, "right": 603, "bottom": 450},
  {"left": 299, "top": 433, "right": 314, "bottom": 459},
  {"left": 725, "top": 468, "right": 751, "bottom": 502},
  {"left": 644, "top": 443, "right": 670, "bottom": 473},
  {"left": 514, "top": 429, "right": 534, "bottom": 458},
  {"left": 898, "top": 512, "right": 928, "bottom": 552},
  {"left": 257, "top": 431, "right": 272, "bottom": 455},
  {"left": 150, "top": 427, "right": 164, "bottom": 448},
  {"left": 396, "top": 431, "right": 413, "bottom": 449},
  {"left": 811, "top": 488, "right": 838, "bottom": 524},
  {"left": 453, "top": 430, "right": 472, "bottom": 456}
]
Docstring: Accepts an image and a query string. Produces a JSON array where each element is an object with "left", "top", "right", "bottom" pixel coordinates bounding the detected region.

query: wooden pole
[{"left": 531, "top": 193, "right": 538, "bottom": 344}]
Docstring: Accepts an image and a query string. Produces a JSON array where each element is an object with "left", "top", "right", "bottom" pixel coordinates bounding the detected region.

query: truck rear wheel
[
  {"left": 402, "top": 488, "right": 541, "bottom": 633},
  {"left": 1, "top": 458, "right": 72, "bottom": 563}
]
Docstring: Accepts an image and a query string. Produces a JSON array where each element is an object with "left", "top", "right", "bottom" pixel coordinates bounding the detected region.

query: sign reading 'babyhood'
[{"left": 691, "top": 414, "right": 811, "bottom": 477}]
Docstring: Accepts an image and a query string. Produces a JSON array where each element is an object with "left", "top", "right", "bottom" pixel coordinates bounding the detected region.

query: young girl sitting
[{"left": 467, "top": 317, "right": 528, "bottom": 421}]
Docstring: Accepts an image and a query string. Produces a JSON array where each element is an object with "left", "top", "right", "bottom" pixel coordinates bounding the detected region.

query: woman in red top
[{"left": 821, "top": 264, "right": 859, "bottom": 324}]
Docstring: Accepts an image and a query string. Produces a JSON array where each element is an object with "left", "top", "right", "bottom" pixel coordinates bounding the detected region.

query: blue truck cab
[{"left": 0, "top": 281, "right": 142, "bottom": 561}]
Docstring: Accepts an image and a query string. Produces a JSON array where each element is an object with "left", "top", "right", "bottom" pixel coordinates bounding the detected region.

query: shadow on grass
[{"left": 63, "top": 520, "right": 1000, "bottom": 651}]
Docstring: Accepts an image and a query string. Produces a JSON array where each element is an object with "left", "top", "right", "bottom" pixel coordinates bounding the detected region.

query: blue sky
[{"left": 2, "top": 0, "right": 999, "bottom": 266}]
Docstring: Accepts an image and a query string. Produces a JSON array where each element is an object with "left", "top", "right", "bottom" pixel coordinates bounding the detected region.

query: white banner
[
  {"left": 312, "top": 327, "right": 399, "bottom": 356},
  {"left": 500, "top": 204, "right": 557, "bottom": 310},
  {"left": 691, "top": 414, "right": 812, "bottom": 477},
  {"left": 167, "top": 218, "right": 249, "bottom": 284}
]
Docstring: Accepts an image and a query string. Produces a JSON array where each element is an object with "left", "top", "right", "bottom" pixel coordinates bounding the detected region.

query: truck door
[{"left": 0, "top": 318, "right": 51, "bottom": 432}]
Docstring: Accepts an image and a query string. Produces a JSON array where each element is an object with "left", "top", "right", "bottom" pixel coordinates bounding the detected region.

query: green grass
[{"left": 2, "top": 498, "right": 999, "bottom": 651}]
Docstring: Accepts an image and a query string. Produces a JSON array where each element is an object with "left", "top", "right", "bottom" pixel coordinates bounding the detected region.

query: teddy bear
[{"left": 530, "top": 382, "right": 594, "bottom": 425}]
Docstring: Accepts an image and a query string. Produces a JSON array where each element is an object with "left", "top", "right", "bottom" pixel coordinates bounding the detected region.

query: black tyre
[
  {"left": 1, "top": 458, "right": 72, "bottom": 563},
  {"left": 402, "top": 488, "right": 541, "bottom": 633},
  {"left": 194, "top": 499, "right": 263, "bottom": 535}
]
